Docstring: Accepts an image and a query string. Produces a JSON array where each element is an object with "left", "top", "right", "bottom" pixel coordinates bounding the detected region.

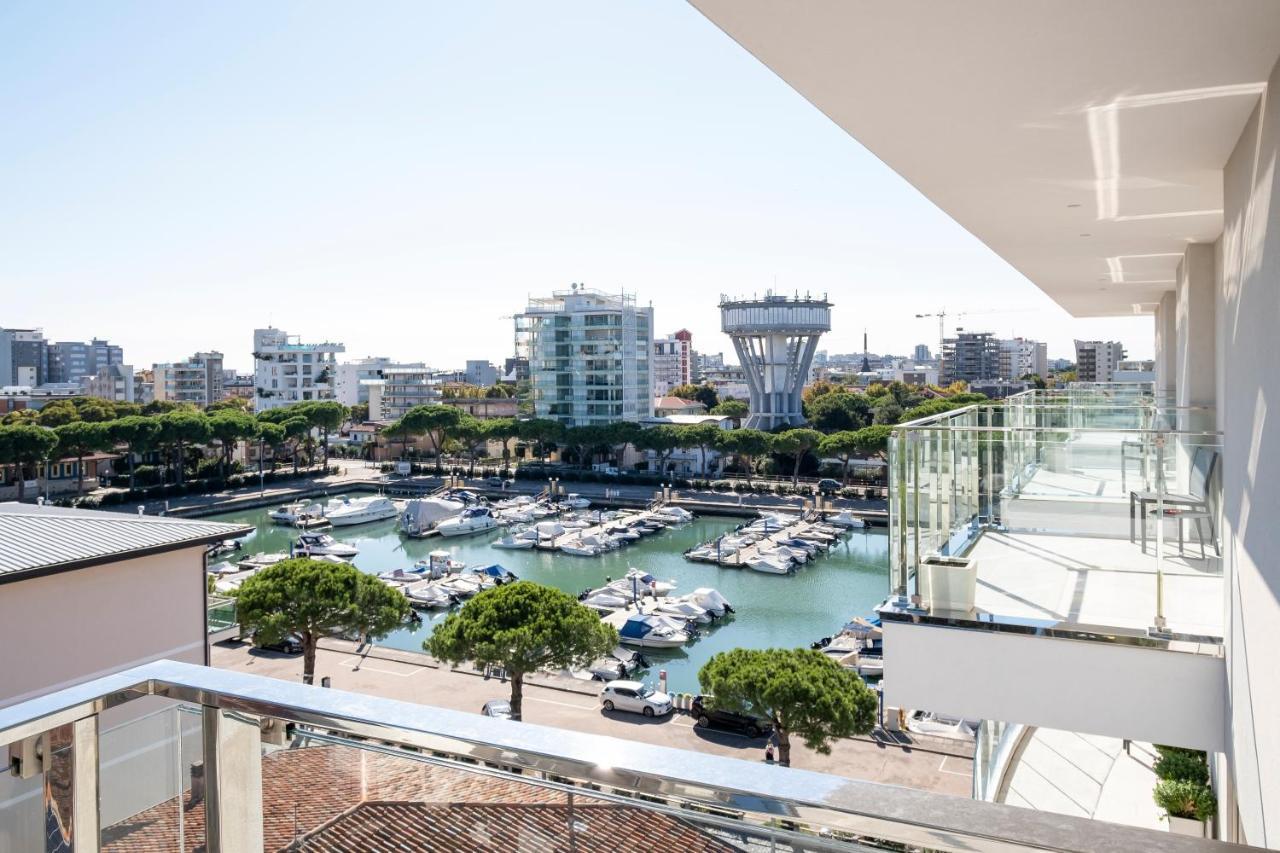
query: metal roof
[{"left": 0, "top": 503, "right": 252, "bottom": 581}]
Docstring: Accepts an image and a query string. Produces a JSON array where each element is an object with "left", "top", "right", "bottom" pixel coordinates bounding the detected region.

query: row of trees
[
  {"left": 381, "top": 404, "right": 893, "bottom": 484},
  {"left": 0, "top": 396, "right": 350, "bottom": 498}
]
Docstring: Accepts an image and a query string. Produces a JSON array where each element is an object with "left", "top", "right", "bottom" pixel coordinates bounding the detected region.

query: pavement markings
[
  {"left": 335, "top": 656, "right": 420, "bottom": 678},
  {"left": 938, "top": 755, "right": 973, "bottom": 776}
]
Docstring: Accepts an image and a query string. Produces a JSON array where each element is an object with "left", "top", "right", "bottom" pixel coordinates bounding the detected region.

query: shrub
[
  {"left": 1154, "top": 749, "right": 1209, "bottom": 785},
  {"left": 1153, "top": 779, "right": 1216, "bottom": 821}
]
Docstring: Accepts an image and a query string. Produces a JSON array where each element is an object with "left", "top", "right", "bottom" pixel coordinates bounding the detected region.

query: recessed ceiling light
[{"left": 1067, "top": 203, "right": 1081, "bottom": 208}]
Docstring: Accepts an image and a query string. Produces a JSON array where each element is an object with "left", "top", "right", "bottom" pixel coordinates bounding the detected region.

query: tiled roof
[
  {"left": 293, "top": 802, "right": 740, "bottom": 852},
  {"left": 0, "top": 503, "right": 251, "bottom": 578},
  {"left": 101, "top": 745, "right": 734, "bottom": 853}
]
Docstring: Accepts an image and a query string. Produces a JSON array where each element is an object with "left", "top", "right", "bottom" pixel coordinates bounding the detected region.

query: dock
[{"left": 685, "top": 510, "right": 848, "bottom": 568}]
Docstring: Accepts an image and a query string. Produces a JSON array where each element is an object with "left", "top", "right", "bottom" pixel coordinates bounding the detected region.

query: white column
[
  {"left": 1175, "top": 244, "right": 1217, "bottom": 409},
  {"left": 1153, "top": 290, "right": 1177, "bottom": 398}
]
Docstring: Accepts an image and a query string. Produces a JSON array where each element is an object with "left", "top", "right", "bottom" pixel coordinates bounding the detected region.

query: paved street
[{"left": 212, "top": 639, "right": 972, "bottom": 797}]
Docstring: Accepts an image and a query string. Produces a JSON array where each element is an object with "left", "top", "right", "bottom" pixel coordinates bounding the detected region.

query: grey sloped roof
[{"left": 0, "top": 502, "right": 252, "bottom": 580}]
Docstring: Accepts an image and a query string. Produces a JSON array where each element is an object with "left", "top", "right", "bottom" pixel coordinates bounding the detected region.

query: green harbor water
[{"left": 209, "top": 499, "right": 890, "bottom": 694}]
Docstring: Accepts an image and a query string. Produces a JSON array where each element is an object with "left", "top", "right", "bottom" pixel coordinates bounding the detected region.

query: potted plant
[{"left": 1154, "top": 779, "right": 1216, "bottom": 837}]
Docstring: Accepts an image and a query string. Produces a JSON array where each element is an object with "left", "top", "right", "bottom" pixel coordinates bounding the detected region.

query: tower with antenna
[
  {"left": 719, "top": 291, "right": 831, "bottom": 430},
  {"left": 861, "top": 329, "right": 871, "bottom": 373}
]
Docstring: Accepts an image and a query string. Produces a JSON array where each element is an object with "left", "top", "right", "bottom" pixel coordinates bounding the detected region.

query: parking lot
[{"left": 212, "top": 639, "right": 972, "bottom": 796}]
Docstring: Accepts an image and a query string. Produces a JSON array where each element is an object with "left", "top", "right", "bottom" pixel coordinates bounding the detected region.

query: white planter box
[
  {"left": 921, "top": 555, "right": 978, "bottom": 615},
  {"left": 1167, "top": 815, "right": 1210, "bottom": 838}
]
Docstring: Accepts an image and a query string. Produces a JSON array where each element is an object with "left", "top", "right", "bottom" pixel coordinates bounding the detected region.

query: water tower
[{"left": 719, "top": 292, "right": 832, "bottom": 430}]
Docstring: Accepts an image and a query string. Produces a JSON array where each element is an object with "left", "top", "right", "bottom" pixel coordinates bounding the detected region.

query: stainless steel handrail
[{"left": 0, "top": 660, "right": 1253, "bottom": 852}]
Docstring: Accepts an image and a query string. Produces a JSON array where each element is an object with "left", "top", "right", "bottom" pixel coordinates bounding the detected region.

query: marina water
[{"left": 210, "top": 501, "right": 890, "bottom": 694}]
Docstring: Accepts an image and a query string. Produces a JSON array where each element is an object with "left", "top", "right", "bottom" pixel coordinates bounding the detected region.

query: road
[{"left": 212, "top": 640, "right": 972, "bottom": 797}]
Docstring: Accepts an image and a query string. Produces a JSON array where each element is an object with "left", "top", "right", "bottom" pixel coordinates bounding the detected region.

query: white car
[{"left": 599, "top": 680, "right": 673, "bottom": 718}]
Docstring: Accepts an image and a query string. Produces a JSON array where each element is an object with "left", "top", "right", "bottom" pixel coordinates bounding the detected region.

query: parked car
[
  {"left": 817, "top": 478, "right": 842, "bottom": 495},
  {"left": 600, "top": 680, "right": 673, "bottom": 718},
  {"left": 690, "top": 695, "right": 772, "bottom": 738},
  {"left": 252, "top": 631, "right": 303, "bottom": 655},
  {"left": 485, "top": 476, "right": 504, "bottom": 487},
  {"left": 481, "top": 699, "right": 513, "bottom": 719}
]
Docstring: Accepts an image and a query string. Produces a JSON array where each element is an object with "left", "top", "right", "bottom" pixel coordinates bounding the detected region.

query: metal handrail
[{"left": 0, "top": 660, "right": 1252, "bottom": 853}]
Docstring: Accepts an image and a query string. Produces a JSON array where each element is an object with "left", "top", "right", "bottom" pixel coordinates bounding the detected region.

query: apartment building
[
  {"left": 686, "top": 1, "right": 1280, "bottom": 844},
  {"left": 152, "top": 351, "right": 224, "bottom": 407},
  {"left": 464, "top": 359, "right": 498, "bottom": 387},
  {"left": 940, "top": 330, "right": 999, "bottom": 385},
  {"left": 253, "top": 327, "right": 345, "bottom": 412},
  {"left": 997, "top": 337, "right": 1048, "bottom": 381},
  {"left": 652, "top": 329, "right": 693, "bottom": 396},
  {"left": 0, "top": 329, "right": 47, "bottom": 386},
  {"left": 47, "top": 338, "right": 123, "bottom": 384},
  {"left": 1074, "top": 340, "right": 1128, "bottom": 383},
  {"left": 83, "top": 362, "right": 135, "bottom": 403},
  {"left": 333, "top": 357, "right": 427, "bottom": 407},
  {"left": 514, "top": 285, "right": 653, "bottom": 426},
  {"left": 376, "top": 367, "right": 442, "bottom": 420},
  {"left": 221, "top": 370, "right": 255, "bottom": 401}
]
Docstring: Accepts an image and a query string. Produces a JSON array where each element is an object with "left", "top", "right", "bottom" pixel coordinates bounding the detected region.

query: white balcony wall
[
  {"left": 882, "top": 623, "right": 1226, "bottom": 753},
  {"left": 1217, "top": 50, "right": 1280, "bottom": 848}
]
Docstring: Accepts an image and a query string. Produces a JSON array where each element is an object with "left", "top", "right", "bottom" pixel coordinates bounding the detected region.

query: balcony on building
[{"left": 880, "top": 384, "right": 1225, "bottom": 757}]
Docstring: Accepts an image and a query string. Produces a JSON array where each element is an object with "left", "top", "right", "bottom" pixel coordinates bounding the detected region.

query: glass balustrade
[
  {"left": 890, "top": 393, "right": 1223, "bottom": 640},
  {"left": 0, "top": 660, "right": 1232, "bottom": 853}
]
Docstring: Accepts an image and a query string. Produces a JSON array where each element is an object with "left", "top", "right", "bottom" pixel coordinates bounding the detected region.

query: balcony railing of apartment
[
  {"left": 887, "top": 387, "right": 1223, "bottom": 642},
  {"left": 0, "top": 660, "right": 1244, "bottom": 853}
]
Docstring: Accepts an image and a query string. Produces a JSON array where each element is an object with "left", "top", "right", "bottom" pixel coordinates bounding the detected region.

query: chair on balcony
[{"left": 1129, "top": 446, "right": 1219, "bottom": 558}]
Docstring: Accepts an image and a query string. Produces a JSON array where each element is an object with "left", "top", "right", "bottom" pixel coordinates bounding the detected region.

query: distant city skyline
[{"left": 2, "top": 2, "right": 1153, "bottom": 373}]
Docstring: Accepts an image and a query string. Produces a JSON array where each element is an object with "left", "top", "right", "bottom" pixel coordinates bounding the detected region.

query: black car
[
  {"left": 690, "top": 695, "right": 773, "bottom": 738},
  {"left": 252, "top": 631, "right": 303, "bottom": 655},
  {"left": 817, "top": 478, "right": 842, "bottom": 495}
]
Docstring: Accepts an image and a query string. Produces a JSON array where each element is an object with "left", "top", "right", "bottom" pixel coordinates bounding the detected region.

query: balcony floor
[{"left": 967, "top": 529, "right": 1223, "bottom": 638}]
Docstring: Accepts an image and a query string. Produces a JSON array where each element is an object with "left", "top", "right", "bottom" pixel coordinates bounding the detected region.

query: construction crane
[{"left": 915, "top": 308, "right": 1031, "bottom": 357}]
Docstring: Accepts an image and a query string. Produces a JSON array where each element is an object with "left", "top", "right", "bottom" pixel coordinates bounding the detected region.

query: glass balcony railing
[
  {"left": 889, "top": 391, "right": 1223, "bottom": 641},
  {"left": 0, "top": 660, "right": 1236, "bottom": 853}
]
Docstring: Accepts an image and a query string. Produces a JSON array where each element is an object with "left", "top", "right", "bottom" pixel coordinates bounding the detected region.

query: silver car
[{"left": 599, "top": 680, "right": 673, "bottom": 717}]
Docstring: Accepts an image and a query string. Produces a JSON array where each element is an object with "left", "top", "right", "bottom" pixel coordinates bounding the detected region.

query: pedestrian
[{"left": 764, "top": 742, "right": 775, "bottom": 763}]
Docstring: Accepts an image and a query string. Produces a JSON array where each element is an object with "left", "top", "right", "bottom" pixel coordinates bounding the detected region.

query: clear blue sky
[{"left": 1, "top": 1, "right": 1153, "bottom": 372}]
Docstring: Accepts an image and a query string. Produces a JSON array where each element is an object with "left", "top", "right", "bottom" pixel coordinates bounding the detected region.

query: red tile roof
[{"left": 291, "top": 802, "right": 740, "bottom": 852}]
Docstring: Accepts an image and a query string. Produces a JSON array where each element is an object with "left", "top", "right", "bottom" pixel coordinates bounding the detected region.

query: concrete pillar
[
  {"left": 1154, "top": 290, "right": 1177, "bottom": 399},
  {"left": 1175, "top": 244, "right": 1217, "bottom": 410}
]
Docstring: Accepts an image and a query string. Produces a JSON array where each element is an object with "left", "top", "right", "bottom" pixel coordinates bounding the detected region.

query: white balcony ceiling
[{"left": 689, "top": 0, "right": 1280, "bottom": 317}]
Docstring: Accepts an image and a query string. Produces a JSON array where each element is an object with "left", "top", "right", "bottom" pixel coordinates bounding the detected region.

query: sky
[{"left": 0, "top": 1, "right": 1154, "bottom": 373}]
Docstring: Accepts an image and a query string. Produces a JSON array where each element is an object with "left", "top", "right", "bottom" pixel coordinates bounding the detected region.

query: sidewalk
[{"left": 213, "top": 638, "right": 974, "bottom": 796}]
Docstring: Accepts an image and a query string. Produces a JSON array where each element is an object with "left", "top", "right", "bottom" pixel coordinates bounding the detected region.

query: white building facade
[
  {"left": 1073, "top": 339, "right": 1127, "bottom": 383},
  {"left": 253, "top": 327, "right": 345, "bottom": 412},
  {"left": 998, "top": 337, "right": 1048, "bottom": 380},
  {"left": 152, "top": 351, "right": 224, "bottom": 407},
  {"left": 515, "top": 286, "right": 653, "bottom": 426},
  {"left": 652, "top": 329, "right": 693, "bottom": 397}
]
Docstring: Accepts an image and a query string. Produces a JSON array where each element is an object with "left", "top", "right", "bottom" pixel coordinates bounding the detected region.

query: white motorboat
[
  {"left": 237, "top": 552, "right": 290, "bottom": 570},
  {"left": 588, "top": 646, "right": 649, "bottom": 681},
  {"left": 652, "top": 598, "right": 712, "bottom": 624},
  {"left": 745, "top": 553, "right": 793, "bottom": 574},
  {"left": 533, "top": 521, "right": 565, "bottom": 544},
  {"left": 294, "top": 533, "right": 359, "bottom": 558},
  {"left": 469, "top": 564, "right": 518, "bottom": 589},
  {"left": 438, "top": 574, "right": 484, "bottom": 598},
  {"left": 492, "top": 530, "right": 536, "bottom": 550},
  {"left": 403, "top": 580, "right": 454, "bottom": 609},
  {"left": 399, "top": 496, "right": 468, "bottom": 537},
  {"left": 268, "top": 501, "right": 324, "bottom": 525},
  {"left": 560, "top": 538, "right": 603, "bottom": 557},
  {"left": 580, "top": 589, "right": 630, "bottom": 611},
  {"left": 415, "top": 549, "right": 464, "bottom": 578},
  {"left": 652, "top": 506, "right": 694, "bottom": 524},
  {"left": 564, "top": 493, "right": 591, "bottom": 509},
  {"left": 325, "top": 495, "right": 399, "bottom": 527},
  {"left": 436, "top": 506, "right": 499, "bottom": 538},
  {"left": 378, "top": 567, "right": 425, "bottom": 583},
  {"left": 604, "top": 524, "right": 641, "bottom": 542},
  {"left": 681, "top": 588, "right": 733, "bottom": 618},
  {"left": 605, "top": 569, "right": 676, "bottom": 597},
  {"left": 617, "top": 614, "right": 689, "bottom": 648}
]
